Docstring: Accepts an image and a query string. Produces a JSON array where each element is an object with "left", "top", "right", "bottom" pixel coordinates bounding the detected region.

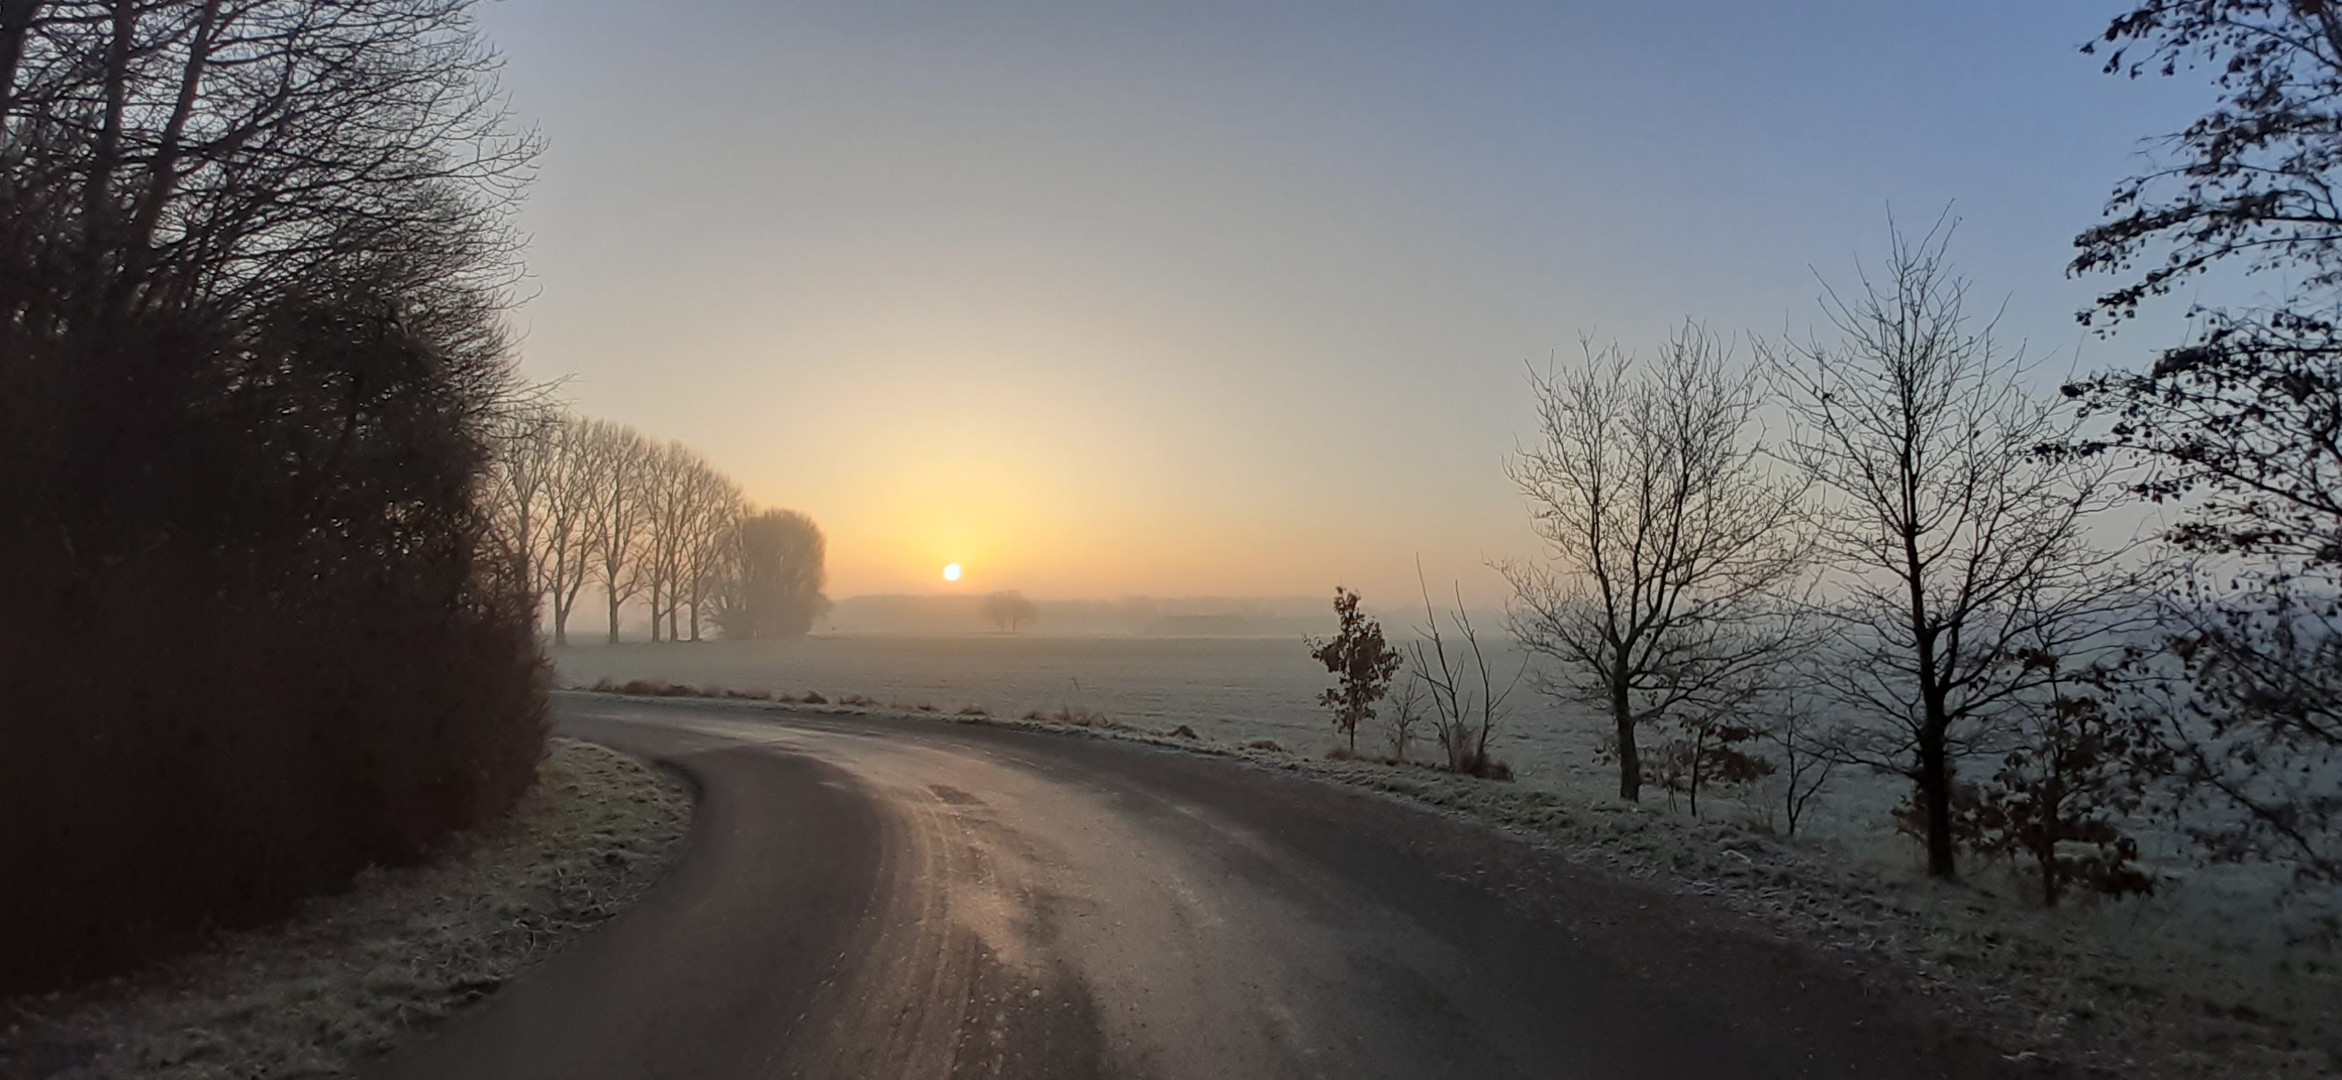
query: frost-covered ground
[
  {"left": 0, "top": 740, "right": 691, "bottom": 1080},
  {"left": 560, "top": 633, "right": 2342, "bottom": 1077}
]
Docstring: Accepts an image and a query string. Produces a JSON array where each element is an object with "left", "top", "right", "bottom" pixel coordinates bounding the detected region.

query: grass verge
[{"left": 0, "top": 738, "right": 691, "bottom": 1080}]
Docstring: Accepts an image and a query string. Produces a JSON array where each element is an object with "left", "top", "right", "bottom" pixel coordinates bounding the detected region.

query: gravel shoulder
[{"left": 0, "top": 738, "right": 691, "bottom": 1080}]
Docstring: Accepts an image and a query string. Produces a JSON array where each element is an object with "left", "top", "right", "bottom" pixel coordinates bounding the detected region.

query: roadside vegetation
[
  {"left": 0, "top": 740, "right": 690, "bottom": 1080},
  {"left": 0, "top": 0, "right": 550, "bottom": 993}
]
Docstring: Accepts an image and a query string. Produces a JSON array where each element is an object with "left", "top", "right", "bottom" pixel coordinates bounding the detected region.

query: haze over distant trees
[
  {"left": 982, "top": 590, "right": 1040, "bottom": 633},
  {"left": 484, "top": 415, "right": 827, "bottom": 644},
  {"left": 718, "top": 509, "right": 833, "bottom": 640}
]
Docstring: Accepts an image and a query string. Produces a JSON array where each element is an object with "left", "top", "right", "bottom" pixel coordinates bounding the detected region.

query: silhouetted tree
[
  {"left": 2075, "top": 3, "right": 2342, "bottom": 321},
  {"left": 1967, "top": 637, "right": 2169, "bottom": 907},
  {"left": 1771, "top": 219, "right": 2133, "bottom": 880},
  {"left": 1763, "top": 702, "right": 1839, "bottom": 838},
  {"left": 579, "top": 419, "right": 653, "bottom": 644},
  {"left": 1503, "top": 324, "right": 1812, "bottom": 802},
  {"left": 982, "top": 590, "right": 1040, "bottom": 633},
  {"left": 2060, "top": 315, "right": 2342, "bottom": 883},
  {"left": 0, "top": 0, "right": 545, "bottom": 989},
  {"left": 679, "top": 456, "right": 744, "bottom": 641},
  {"left": 1308, "top": 588, "right": 1403, "bottom": 754},
  {"left": 2065, "top": 4, "right": 2342, "bottom": 887},
  {"left": 537, "top": 415, "right": 600, "bottom": 646},
  {"left": 716, "top": 509, "right": 831, "bottom": 639}
]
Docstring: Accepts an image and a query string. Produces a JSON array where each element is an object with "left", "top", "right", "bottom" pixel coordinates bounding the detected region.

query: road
[{"left": 368, "top": 693, "right": 2041, "bottom": 1080}]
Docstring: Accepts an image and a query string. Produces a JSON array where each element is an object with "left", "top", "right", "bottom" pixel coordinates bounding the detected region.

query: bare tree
[
  {"left": 1411, "top": 571, "right": 1521, "bottom": 777},
  {"left": 1502, "top": 324, "right": 1813, "bottom": 802},
  {"left": 982, "top": 590, "right": 1040, "bottom": 633},
  {"left": 679, "top": 458, "right": 744, "bottom": 642},
  {"left": 538, "top": 415, "right": 599, "bottom": 647},
  {"left": 1764, "top": 701, "right": 1839, "bottom": 838},
  {"left": 640, "top": 441, "right": 704, "bottom": 643},
  {"left": 483, "top": 403, "right": 561, "bottom": 627},
  {"left": 1769, "top": 219, "right": 2132, "bottom": 880},
  {"left": 1384, "top": 674, "right": 1427, "bottom": 762},
  {"left": 578, "top": 419, "right": 654, "bottom": 645}
]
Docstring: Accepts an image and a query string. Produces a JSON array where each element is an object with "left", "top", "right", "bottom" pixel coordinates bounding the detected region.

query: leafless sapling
[{"left": 1411, "top": 572, "right": 1522, "bottom": 777}]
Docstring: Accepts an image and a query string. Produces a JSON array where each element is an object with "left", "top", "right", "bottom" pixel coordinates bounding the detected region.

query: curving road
[{"left": 367, "top": 693, "right": 2042, "bottom": 1080}]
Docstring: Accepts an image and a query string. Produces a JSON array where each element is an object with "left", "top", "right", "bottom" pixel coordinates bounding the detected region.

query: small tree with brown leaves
[{"left": 1308, "top": 588, "right": 1404, "bottom": 754}]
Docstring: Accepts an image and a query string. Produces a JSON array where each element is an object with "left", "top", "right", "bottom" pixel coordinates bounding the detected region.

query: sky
[{"left": 473, "top": 1, "right": 2220, "bottom": 604}]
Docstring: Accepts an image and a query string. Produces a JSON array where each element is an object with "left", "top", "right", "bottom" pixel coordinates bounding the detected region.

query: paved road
[{"left": 368, "top": 694, "right": 2040, "bottom": 1080}]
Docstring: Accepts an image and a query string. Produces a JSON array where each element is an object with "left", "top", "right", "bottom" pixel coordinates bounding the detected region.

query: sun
[{"left": 942, "top": 563, "right": 963, "bottom": 582}]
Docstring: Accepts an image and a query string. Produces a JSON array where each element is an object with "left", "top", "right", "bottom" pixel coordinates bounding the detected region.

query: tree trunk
[
  {"left": 606, "top": 590, "right": 621, "bottom": 645},
  {"left": 1612, "top": 669, "right": 1640, "bottom": 801},
  {"left": 1688, "top": 726, "right": 1706, "bottom": 819},
  {"left": 1918, "top": 715, "right": 1956, "bottom": 879}
]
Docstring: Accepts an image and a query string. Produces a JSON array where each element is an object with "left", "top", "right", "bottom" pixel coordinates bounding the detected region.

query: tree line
[
  {"left": 1314, "top": 2, "right": 2342, "bottom": 908},
  {"left": 1, "top": 0, "right": 546, "bottom": 990},
  {"left": 484, "top": 413, "right": 832, "bottom": 646}
]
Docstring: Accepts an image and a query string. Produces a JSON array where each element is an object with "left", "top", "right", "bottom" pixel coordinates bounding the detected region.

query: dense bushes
[{"left": 0, "top": 1, "right": 547, "bottom": 991}]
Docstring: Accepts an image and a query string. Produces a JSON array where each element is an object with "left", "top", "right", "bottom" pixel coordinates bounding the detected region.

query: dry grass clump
[
  {"left": 837, "top": 693, "right": 879, "bottom": 708},
  {"left": 1020, "top": 705, "right": 1134, "bottom": 731},
  {"left": 0, "top": 740, "right": 690, "bottom": 1080}
]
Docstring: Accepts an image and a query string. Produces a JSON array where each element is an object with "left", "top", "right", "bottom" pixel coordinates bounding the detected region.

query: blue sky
[{"left": 473, "top": 1, "right": 2219, "bottom": 600}]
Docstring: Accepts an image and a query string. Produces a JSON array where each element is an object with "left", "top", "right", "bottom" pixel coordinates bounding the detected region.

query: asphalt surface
[{"left": 367, "top": 694, "right": 2038, "bottom": 1080}]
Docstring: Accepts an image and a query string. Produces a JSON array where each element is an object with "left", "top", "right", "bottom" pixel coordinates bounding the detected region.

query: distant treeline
[
  {"left": 481, "top": 414, "right": 830, "bottom": 646},
  {"left": 827, "top": 594, "right": 1340, "bottom": 636},
  {"left": 0, "top": 1, "right": 547, "bottom": 990}
]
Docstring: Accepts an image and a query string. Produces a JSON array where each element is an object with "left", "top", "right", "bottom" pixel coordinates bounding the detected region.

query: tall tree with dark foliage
[
  {"left": 0, "top": 0, "right": 545, "bottom": 990},
  {"left": 2066, "top": 0, "right": 2342, "bottom": 885}
]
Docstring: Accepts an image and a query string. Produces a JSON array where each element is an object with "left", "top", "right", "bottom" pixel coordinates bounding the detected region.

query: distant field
[{"left": 553, "top": 634, "right": 1895, "bottom": 843}]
